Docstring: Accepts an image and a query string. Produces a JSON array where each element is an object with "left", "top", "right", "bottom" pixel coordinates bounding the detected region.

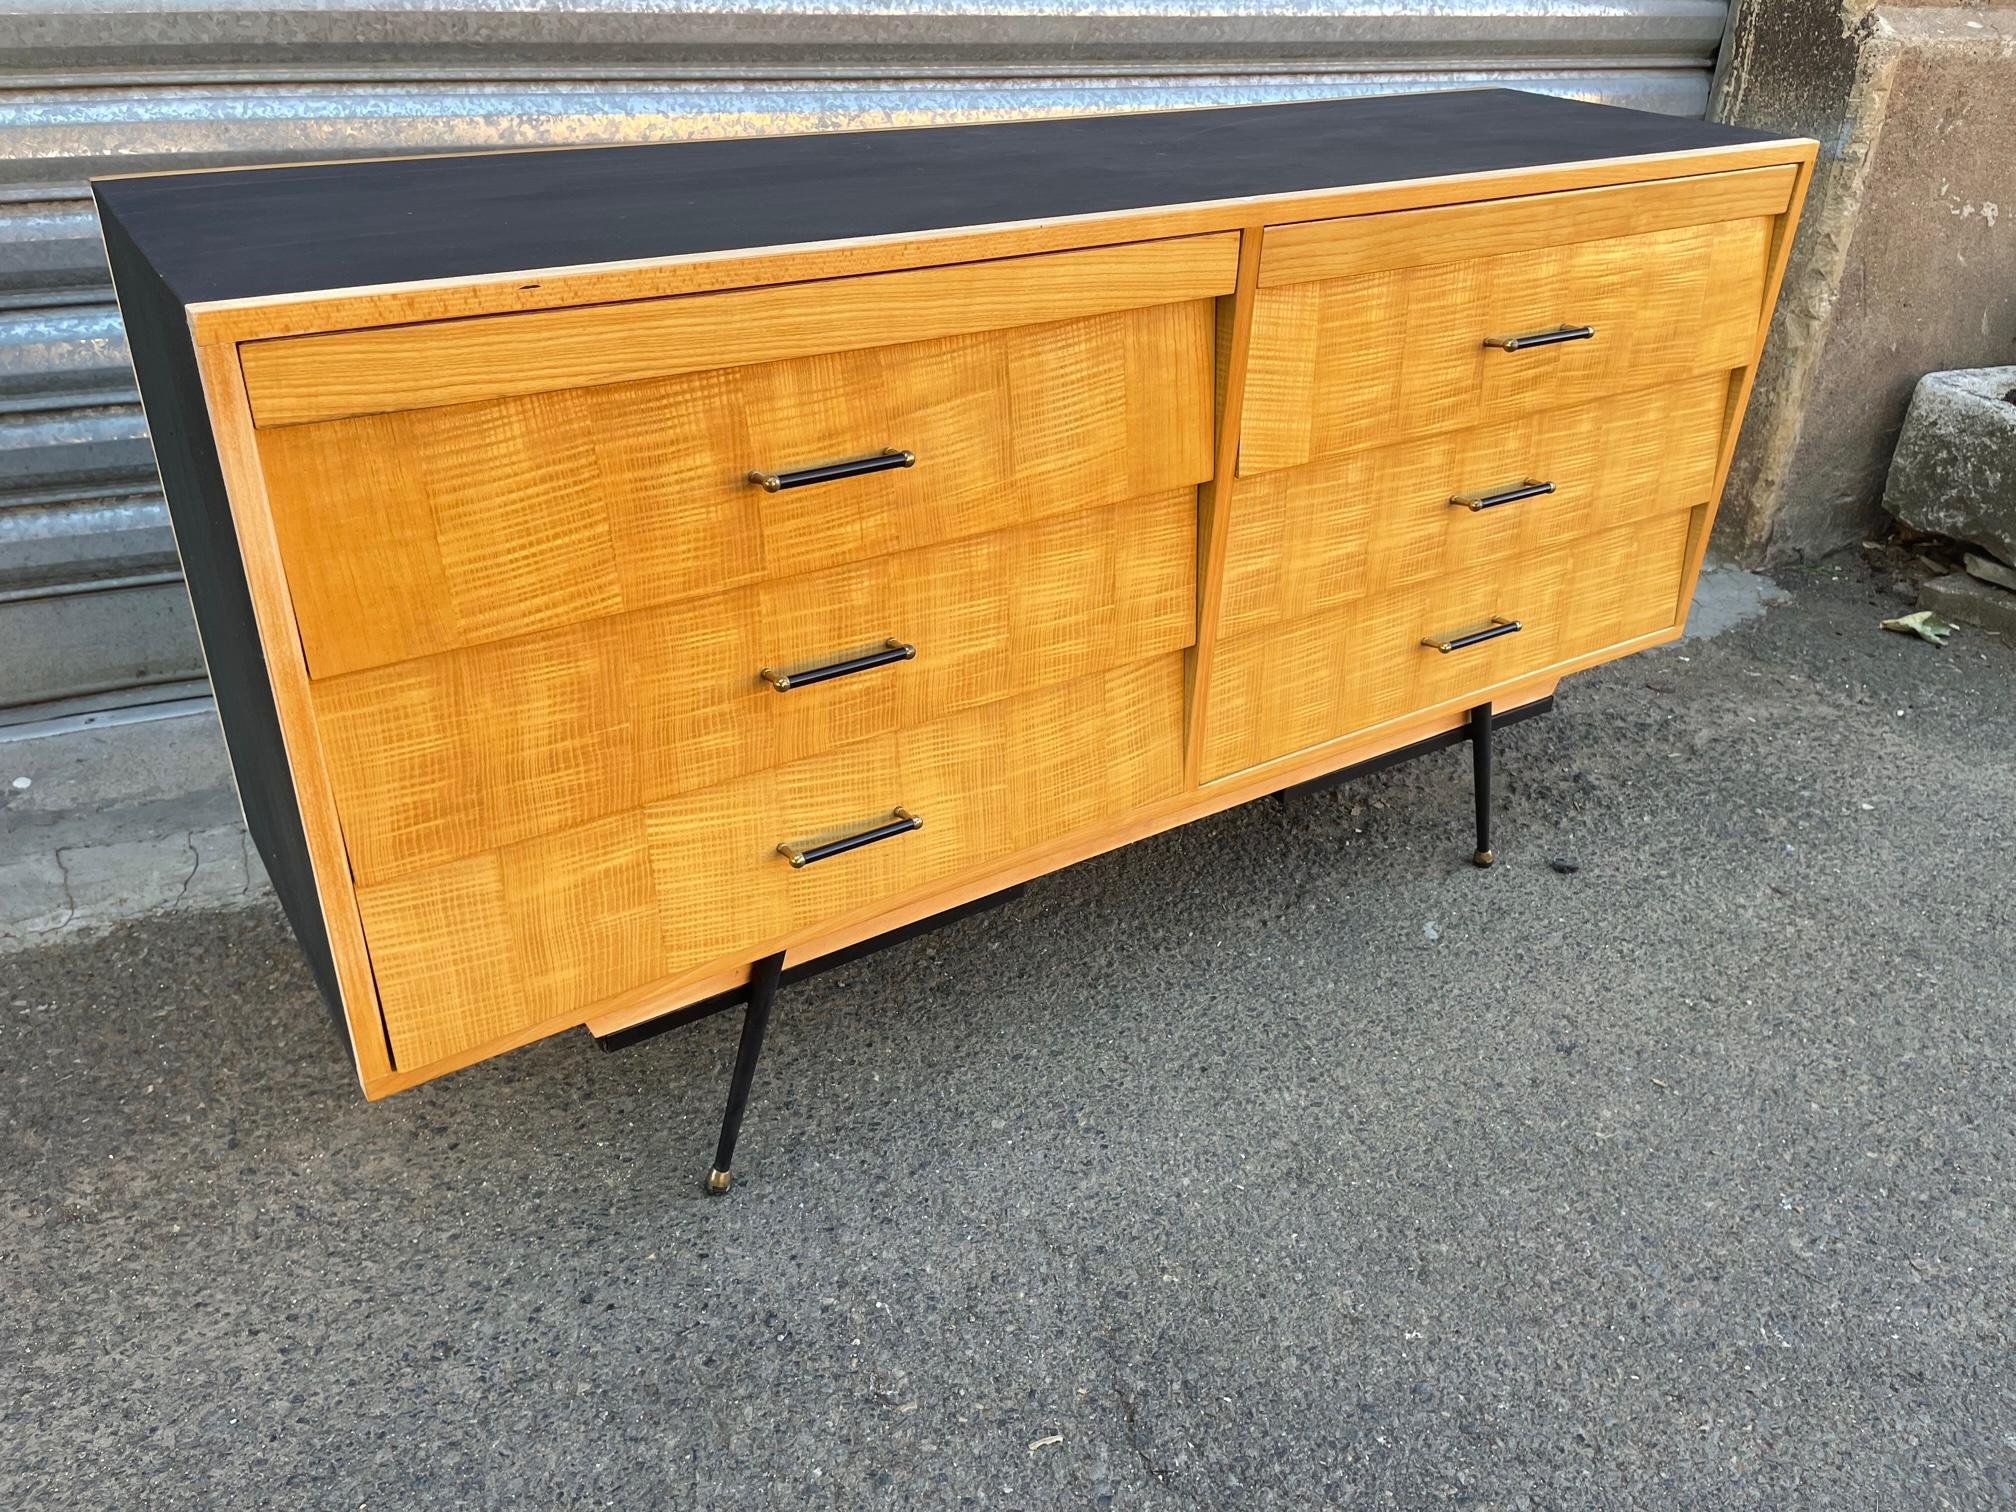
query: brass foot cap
[
  {"left": 1472, "top": 849, "right": 1495, "bottom": 869},
  {"left": 703, "top": 1168, "right": 732, "bottom": 1197}
]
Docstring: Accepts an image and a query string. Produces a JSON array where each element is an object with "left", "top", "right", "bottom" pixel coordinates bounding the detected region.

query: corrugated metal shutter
[{"left": 0, "top": 0, "right": 1732, "bottom": 710}]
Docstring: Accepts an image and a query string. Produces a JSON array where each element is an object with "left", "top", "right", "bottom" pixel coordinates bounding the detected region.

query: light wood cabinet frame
[{"left": 98, "top": 94, "right": 1815, "bottom": 1100}]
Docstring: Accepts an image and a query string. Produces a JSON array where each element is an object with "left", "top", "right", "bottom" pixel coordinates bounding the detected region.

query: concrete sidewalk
[
  {"left": 4, "top": 556, "right": 2013, "bottom": 1508},
  {"left": 0, "top": 694, "right": 267, "bottom": 947}
]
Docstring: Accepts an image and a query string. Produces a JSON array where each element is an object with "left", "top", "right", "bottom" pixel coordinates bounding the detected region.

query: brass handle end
[
  {"left": 1482, "top": 324, "right": 1596, "bottom": 353},
  {"left": 1421, "top": 616, "right": 1522, "bottom": 654}
]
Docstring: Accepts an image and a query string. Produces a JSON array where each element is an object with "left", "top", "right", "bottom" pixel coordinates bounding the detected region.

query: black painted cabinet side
[{"left": 96, "top": 197, "right": 351, "bottom": 1063}]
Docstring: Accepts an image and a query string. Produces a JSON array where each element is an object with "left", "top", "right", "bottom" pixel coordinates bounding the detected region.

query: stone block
[
  {"left": 1920, "top": 571, "right": 2016, "bottom": 638},
  {"left": 1965, "top": 552, "right": 2016, "bottom": 593},
  {"left": 1886, "top": 367, "right": 2016, "bottom": 564}
]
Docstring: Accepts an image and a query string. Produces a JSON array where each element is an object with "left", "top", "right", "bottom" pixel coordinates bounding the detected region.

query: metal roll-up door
[{"left": 0, "top": 0, "right": 1733, "bottom": 712}]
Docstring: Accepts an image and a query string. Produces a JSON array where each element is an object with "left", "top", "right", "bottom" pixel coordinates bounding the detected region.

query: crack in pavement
[
  {"left": 1110, "top": 1369, "right": 1175, "bottom": 1493},
  {"left": 170, "top": 830, "right": 200, "bottom": 907},
  {"left": 33, "top": 846, "right": 79, "bottom": 935}
]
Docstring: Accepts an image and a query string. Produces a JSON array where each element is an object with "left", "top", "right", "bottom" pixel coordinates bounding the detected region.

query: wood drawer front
[
  {"left": 1217, "top": 374, "right": 1728, "bottom": 641},
  {"left": 256, "top": 293, "right": 1217, "bottom": 681},
  {"left": 1238, "top": 173, "right": 1788, "bottom": 478},
  {"left": 313, "top": 490, "right": 1196, "bottom": 888},
  {"left": 240, "top": 234, "right": 1239, "bottom": 427},
  {"left": 1202, "top": 509, "right": 1695, "bottom": 781},
  {"left": 356, "top": 655, "right": 1186, "bottom": 1070}
]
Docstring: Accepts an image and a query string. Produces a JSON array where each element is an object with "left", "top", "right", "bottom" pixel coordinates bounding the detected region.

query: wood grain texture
[
  {"left": 1215, "top": 375, "right": 1728, "bottom": 641},
  {"left": 240, "top": 234, "right": 1237, "bottom": 427},
  {"left": 1256, "top": 166, "right": 1797, "bottom": 289},
  {"left": 579, "top": 684, "right": 1580, "bottom": 1048},
  {"left": 382, "top": 667, "right": 1560, "bottom": 1088},
  {"left": 314, "top": 489, "right": 1197, "bottom": 886},
  {"left": 1201, "top": 507, "right": 1697, "bottom": 781},
  {"left": 358, "top": 655, "right": 1186, "bottom": 1070},
  {"left": 257, "top": 298, "right": 1215, "bottom": 680},
  {"left": 1238, "top": 214, "right": 1773, "bottom": 477}
]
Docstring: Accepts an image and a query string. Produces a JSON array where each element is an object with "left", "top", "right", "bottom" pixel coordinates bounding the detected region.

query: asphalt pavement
[{"left": 4, "top": 557, "right": 2013, "bottom": 1509}]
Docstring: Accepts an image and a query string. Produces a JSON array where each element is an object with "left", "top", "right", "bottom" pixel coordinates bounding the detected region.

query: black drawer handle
[
  {"left": 1421, "top": 616, "right": 1522, "bottom": 654},
  {"left": 759, "top": 637, "right": 915, "bottom": 693},
  {"left": 1482, "top": 324, "right": 1595, "bottom": 352},
  {"left": 777, "top": 808, "right": 923, "bottom": 869},
  {"left": 747, "top": 448, "right": 915, "bottom": 493},
  {"left": 1450, "top": 478, "right": 1555, "bottom": 512}
]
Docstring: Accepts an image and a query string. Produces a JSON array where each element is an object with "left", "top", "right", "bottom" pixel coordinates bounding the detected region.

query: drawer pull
[
  {"left": 759, "top": 637, "right": 916, "bottom": 693},
  {"left": 1450, "top": 478, "right": 1555, "bottom": 513},
  {"left": 747, "top": 448, "right": 916, "bottom": 493},
  {"left": 777, "top": 808, "right": 923, "bottom": 869},
  {"left": 1422, "top": 616, "right": 1522, "bottom": 655},
  {"left": 1482, "top": 324, "right": 1595, "bottom": 353}
]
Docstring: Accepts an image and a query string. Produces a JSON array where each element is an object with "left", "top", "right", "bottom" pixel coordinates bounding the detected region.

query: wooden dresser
[{"left": 99, "top": 91, "right": 1812, "bottom": 1186}]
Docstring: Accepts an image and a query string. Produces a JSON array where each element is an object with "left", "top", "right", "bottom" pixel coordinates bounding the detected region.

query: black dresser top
[{"left": 95, "top": 89, "right": 1791, "bottom": 308}]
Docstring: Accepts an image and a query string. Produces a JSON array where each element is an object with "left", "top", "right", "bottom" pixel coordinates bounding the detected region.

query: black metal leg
[
  {"left": 1469, "top": 702, "right": 1494, "bottom": 868},
  {"left": 704, "top": 950, "right": 785, "bottom": 1196}
]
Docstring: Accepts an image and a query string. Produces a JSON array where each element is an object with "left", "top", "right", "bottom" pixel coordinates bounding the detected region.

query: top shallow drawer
[
  {"left": 239, "top": 234, "right": 1238, "bottom": 428},
  {"left": 1237, "top": 168, "right": 1795, "bottom": 478}
]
